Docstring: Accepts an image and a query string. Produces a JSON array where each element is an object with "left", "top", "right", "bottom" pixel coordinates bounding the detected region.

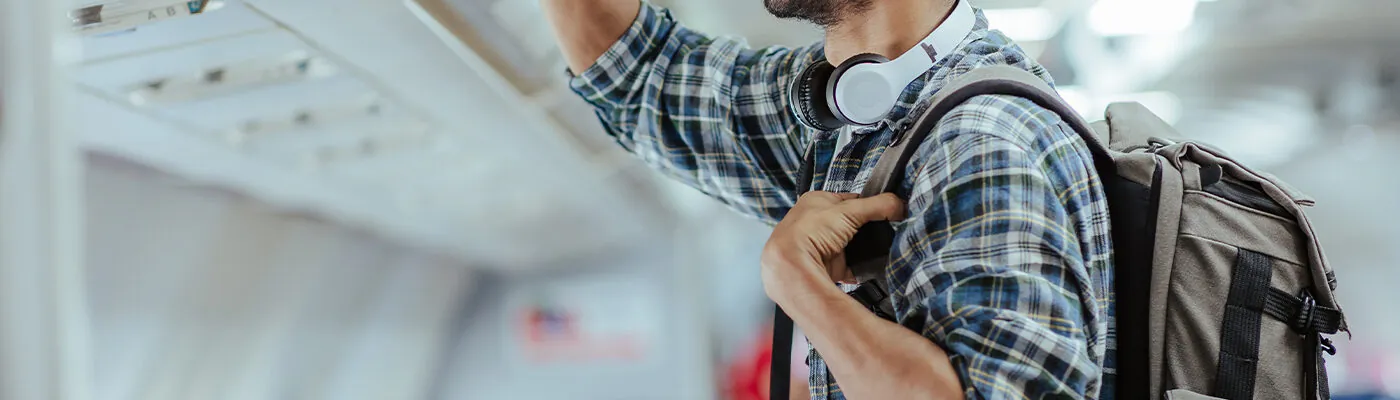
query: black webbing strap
[
  {"left": 1315, "top": 333, "right": 1333, "bottom": 399},
  {"left": 1250, "top": 279, "right": 1344, "bottom": 400},
  {"left": 1262, "top": 287, "right": 1343, "bottom": 335},
  {"left": 771, "top": 304, "right": 794, "bottom": 400},
  {"left": 770, "top": 143, "right": 821, "bottom": 400},
  {"left": 1213, "top": 249, "right": 1274, "bottom": 400},
  {"left": 1260, "top": 284, "right": 1343, "bottom": 400},
  {"left": 1292, "top": 287, "right": 1338, "bottom": 400},
  {"left": 1303, "top": 330, "right": 1337, "bottom": 400}
]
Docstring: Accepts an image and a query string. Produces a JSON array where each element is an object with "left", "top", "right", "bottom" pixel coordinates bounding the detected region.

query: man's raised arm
[
  {"left": 542, "top": 0, "right": 641, "bottom": 73},
  {"left": 542, "top": 1, "right": 823, "bottom": 224}
]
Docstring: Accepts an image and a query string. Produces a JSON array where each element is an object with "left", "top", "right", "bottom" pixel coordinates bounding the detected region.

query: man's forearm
[
  {"left": 784, "top": 281, "right": 963, "bottom": 400},
  {"left": 542, "top": 0, "right": 642, "bottom": 73}
]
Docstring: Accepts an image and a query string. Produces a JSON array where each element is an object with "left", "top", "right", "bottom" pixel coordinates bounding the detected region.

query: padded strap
[
  {"left": 1213, "top": 249, "right": 1275, "bottom": 400},
  {"left": 848, "top": 65, "right": 1108, "bottom": 282},
  {"left": 858, "top": 65, "right": 1110, "bottom": 199},
  {"left": 781, "top": 66, "right": 1108, "bottom": 400},
  {"left": 842, "top": 66, "right": 1110, "bottom": 323}
]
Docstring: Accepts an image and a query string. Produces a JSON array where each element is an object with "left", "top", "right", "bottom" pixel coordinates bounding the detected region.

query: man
[{"left": 543, "top": 0, "right": 1115, "bottom": 398}]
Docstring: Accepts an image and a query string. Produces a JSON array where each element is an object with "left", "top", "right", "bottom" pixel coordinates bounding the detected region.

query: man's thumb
[{"left": 837, "top": 193, "right": 906, "bottom": 224}]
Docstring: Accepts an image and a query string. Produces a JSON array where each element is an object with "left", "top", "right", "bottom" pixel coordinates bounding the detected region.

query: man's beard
[{"left": 764, "top": 0, "right": 871, "bottom": 27}]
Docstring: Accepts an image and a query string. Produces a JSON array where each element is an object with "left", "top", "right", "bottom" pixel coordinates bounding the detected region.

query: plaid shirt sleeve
[
  {"left": 567, "top": 3, "right": 823, "bottom": 224},
  {"left": 888, "top": 94, "right": 1106, "bottom": 399}
]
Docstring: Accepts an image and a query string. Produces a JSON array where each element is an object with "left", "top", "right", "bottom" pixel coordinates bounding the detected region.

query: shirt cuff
[{"left": 566, "top": 2, "right": 669, "bottom": 103}]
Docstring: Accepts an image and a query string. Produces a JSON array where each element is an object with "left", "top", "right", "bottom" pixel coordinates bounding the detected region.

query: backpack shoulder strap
[
  {"left": 775, "top": 66, "right": 1108, "bottom": 400},
  {"left": 858, "top": 65, "right": 1111, "bottom": 198}
]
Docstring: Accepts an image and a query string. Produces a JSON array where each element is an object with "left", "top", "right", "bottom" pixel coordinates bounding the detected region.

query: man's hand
[
  {"left": 761, "top": 192, "right": 963, "bottom": 399},
  {"left": 760, "top": 191, "right": 904, "bottom": 308}
]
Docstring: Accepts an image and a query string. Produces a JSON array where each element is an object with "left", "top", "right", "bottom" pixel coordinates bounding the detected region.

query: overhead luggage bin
[
  {"left": 405, "top": 0, "right": 637, "bottom": 171},
  {"left": 74, "top": 0, "right": 279, "bottom": 63}
]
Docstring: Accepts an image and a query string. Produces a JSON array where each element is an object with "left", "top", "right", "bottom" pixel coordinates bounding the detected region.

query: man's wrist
[{"left": 772, "top": 271, "right": 851, "bottom": 324}]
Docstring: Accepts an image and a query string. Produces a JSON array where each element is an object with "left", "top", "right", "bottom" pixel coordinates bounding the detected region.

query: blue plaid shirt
[{"left": 569, "top": 3, "right": 1115, "bottom": 399}]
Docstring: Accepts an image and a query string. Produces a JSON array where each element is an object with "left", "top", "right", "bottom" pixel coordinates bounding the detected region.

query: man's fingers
[
  {"left": 794, "top": 191, "right": 861, "bottom": 212},
  {"left": 836, "top": 193, "right": 906, "bottom": 224},
  {"left": 832, "top": 192, "right": 860, "bottom": 200},
  {"left": 799, "top": 191, "right": 860, "bottom": 202}
]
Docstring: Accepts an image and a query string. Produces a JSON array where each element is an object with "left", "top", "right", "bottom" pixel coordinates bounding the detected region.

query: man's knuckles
[{"left": 837, "top": 194, "right": 905, "bottom": 222}]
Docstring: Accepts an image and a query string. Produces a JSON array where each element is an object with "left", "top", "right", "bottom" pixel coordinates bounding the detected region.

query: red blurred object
[
  {"left": 725, "top": 326, "right": 809, "bottom": 400},
  {"left": 518, "top": 306, "right": 643, "bottom": 364},
  {"left": 525, "top": 307, "right": 578, "bottom": 342},
  {"left": 723, "top": 327, "right": 772, "bottom": 400}
]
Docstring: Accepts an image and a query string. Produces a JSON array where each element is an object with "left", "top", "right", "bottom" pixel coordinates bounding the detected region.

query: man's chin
[
  {"left": 763, "top": 0, "right": 797, "bottom": 19},
  {"left": 761, "top": 0, "right": 846, "bottom": 26}
]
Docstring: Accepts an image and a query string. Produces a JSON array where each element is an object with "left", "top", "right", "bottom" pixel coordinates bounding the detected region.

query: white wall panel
[{"left": 85, "top": 154, "right": 475, "bottom": 400}]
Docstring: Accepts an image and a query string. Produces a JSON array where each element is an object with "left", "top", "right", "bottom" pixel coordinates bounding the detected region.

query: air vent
[
  {"left": 232, "top": 96, "right": 383, "bottom": 136},
  {"left": 127, "top": 50, "right": 336, "bottom": 105},
  {"left": 312, "top": 130, "right": 434, "bottom": 165}
]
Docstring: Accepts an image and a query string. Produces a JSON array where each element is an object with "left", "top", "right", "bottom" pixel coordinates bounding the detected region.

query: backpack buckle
[
  {"left": 1320, "top": 336, "right": 1337, "bottom": 356},
  {"left": 848, "top": 281, "right": 896, "bottom": 321},
  {"left": 1295, "top": 290, "right": 1318, "bottom": 334}
]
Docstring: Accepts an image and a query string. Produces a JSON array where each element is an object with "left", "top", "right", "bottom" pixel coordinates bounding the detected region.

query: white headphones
[{"left": 789, "top": 0, "right": 976, "bottom": 131}]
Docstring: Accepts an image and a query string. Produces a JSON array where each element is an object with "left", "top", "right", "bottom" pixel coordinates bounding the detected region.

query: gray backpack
[{"left": 773, "top": 66, "right": 1348, "bottom": 400}]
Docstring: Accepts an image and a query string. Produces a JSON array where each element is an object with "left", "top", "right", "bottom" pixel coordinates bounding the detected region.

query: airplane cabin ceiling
[
  {"left": 1152, "top": 0, "right": 1400, "bottom": 166},
  {"left": 74, "top": 0, "right": 668, "bottom": 270}
]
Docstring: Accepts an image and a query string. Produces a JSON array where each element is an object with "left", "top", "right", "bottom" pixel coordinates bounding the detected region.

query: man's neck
[{"left": 822, "top": 0, "right": 956, "bottom": 65}]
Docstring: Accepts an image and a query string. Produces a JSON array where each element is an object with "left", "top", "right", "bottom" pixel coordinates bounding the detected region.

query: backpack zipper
[{"left": 1204, "top": 180, "right": 1291, "bottom": 219}]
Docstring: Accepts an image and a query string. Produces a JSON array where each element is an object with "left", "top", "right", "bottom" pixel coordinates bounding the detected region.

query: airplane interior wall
[
  {"left": 435, "top": 208, "right": 776, "bottom": 400},
  {"left": 82, "top": 153, "right": 777, "bottom": 400},
  {"left": 84, "top": 154, "right": 475, "bottom": 400},
  {"left": 437, "top": 262, "right": 687, "bottom": 399}
]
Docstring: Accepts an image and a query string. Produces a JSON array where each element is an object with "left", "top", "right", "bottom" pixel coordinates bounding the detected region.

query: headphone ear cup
[
  {"left": 826, "top": 53, "right": 891, "bottom": 126},
  {"left": 789, "top": 60, "right": 843, "bottom": 132}
]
